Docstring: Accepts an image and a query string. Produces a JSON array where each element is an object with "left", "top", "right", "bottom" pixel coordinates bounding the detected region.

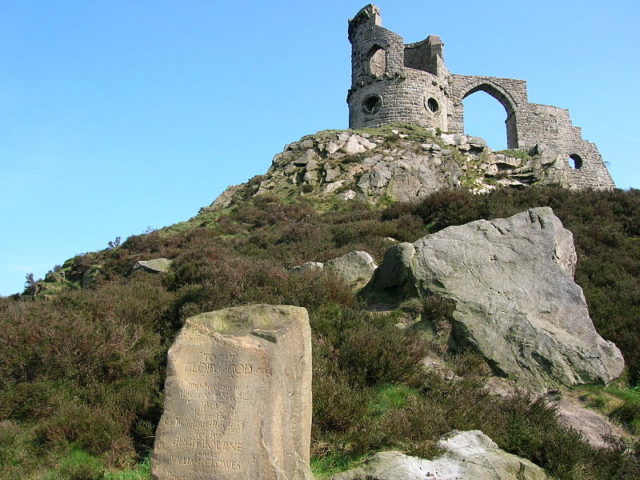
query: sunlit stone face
[{"left": 152, "top": 304, "right": 313, "bottom": 480}]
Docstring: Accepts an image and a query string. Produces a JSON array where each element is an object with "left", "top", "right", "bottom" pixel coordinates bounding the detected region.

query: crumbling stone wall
[
  {"left": 347, "top": 5, "right": 448, "bottom": 133},
  {"left": 347, "top": 5, "right": 615, "bottom": 189}
]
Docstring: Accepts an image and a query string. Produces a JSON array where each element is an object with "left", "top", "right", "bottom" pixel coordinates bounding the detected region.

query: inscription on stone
[{"left": 152, "top": 304, "right": 312, "bottom": 480}]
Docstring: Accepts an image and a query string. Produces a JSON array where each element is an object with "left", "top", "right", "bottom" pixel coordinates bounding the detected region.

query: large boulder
[
  {"left": 331, "top": 430, "right": 550, "bottom": 480},
  {"left": 291, "top": 251, "right": 377, "bottom": 288},
  {"left": 325, "top": 250, "right": 377, "bottom": 287},
  {"left": 367, "top": 207, "right": 624, "bottom": 390}
]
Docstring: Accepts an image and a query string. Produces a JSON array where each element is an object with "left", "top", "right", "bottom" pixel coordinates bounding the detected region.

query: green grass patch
[
  {"left": 104, "top": 456, "right": 152, "bottom": 480},
  {"left": 159, "top": 208, "right": 227, "bottom": 236},
  {"left": 303, "top": 128, "right": 344, "bottom": 142},
  {"left": 311, "top": 452, "right": 368, "bottom": 479},
  {"left": 43, "top": 448, "right": 106, "bottom": 480},
  {"left": 39, "top": 450, "right": 152, "bottom": 480},
  {"left": 576, "top": 383, "right": 640, "bottom": 434},
  {"left": 368, "top": 384, "right": 420, "bottom": 416},
  {"left": 496, "top": 149, "right": 532, "bottom": 161}
]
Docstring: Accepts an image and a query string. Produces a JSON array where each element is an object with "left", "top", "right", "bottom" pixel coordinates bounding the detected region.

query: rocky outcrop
[
  {"left": 291, "top": 251, "right": 377, "bottom": 288},
  {"left": 203, "top": 126, "right": 575, "bottom": 212},
  {"left": 331, "top": 430, "right": 550, "bottom": 480},
  {"left": 546, "top": 392, "right": 627, "bottom": 449},
  {"left": 483, "top": 377, "right": 627, "bottom": 449},
  {"left": 132, "top": 258, "right": 173, "bottom": 274},
  {"left": 28, "top": 260, "right": 104, "bottom": 298},
  {"left": 366, "top": 207, "right": 624, "bottom": 390},
  {"left": 81, "top": 264, "right": 104, "bottom": 288}
]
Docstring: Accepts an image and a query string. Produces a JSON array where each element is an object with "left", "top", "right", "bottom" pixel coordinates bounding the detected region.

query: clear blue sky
[{"left": 1, "top": 0, "right": 638, "bottom": 296}]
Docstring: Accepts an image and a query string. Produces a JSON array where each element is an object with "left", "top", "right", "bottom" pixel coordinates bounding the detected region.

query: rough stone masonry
[
  {"left": 347, "top": 4, "right": 615, "bottom": 190},
  {"left": 152, "top": 304, "right": 313, "bottom": 480}
]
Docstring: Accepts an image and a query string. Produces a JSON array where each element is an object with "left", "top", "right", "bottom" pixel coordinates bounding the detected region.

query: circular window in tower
[
  {"left": 426, "top": 97, "right": 439, "bottom": 113},
  {"left": 362, "top": 94, "right": 382, "bottom": 114}
]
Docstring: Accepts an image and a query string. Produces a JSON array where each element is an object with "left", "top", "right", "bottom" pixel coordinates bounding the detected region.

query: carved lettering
[
  {"left": 152, "top": 305, "right": 312, "bottom": 479},
  {"left": 184, "top": 361, "right": 254, "bottom": 375},
  {"left": 170, "top": 438, "right": 242, "bottom": 452},
  {"left": 167, "top": 456, "right": 242, "bottom": 470},
  {"left": 171, "top": 417, "right": 247, "bottom": 433}
]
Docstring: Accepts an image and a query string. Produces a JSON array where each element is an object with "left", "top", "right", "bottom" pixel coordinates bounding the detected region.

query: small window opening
[
  {"left": 368, "top": 46, "right": 386, "bottom": 76},
  {"left": 567, "top": 154, "right": 583, "bottom": 169},
  {"left": 426, "top": 97, "right": 439, "bottom": 113},
  {"left": 362, "top": 95, "right": 382, "bottom": 114}
]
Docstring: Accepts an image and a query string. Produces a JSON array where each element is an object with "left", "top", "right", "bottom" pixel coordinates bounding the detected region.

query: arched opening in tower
[
  {"left": 367, "top": 46, "right": 386, "bottom": 77},
  {"left": 462, "top": 91, "right": 509, "bottom": 151}
]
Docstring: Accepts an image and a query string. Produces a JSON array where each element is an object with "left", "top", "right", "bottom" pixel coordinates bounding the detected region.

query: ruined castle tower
[{"left": 347, "top": 5, "right": 615, "bottom": 189}]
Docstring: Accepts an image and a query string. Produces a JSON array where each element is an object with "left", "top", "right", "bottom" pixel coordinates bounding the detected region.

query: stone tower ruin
[{"left": 347, "top": 5, "right": 615, "bottom": 189}]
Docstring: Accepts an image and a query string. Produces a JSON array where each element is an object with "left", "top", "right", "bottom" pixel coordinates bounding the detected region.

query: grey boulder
[
  {"left": 132, "top": 258, "right": 173, "bottom": 274},
  {"left": 290, "top": 261, "right": 324, "bottom": 273},
  {"left": 325, "top": 250, "right": 377, "bottom": 287},
  {"left": 331, "top": 430, "right": 550, "bottom": 480},
  {"left": 292, "top": 251, "right": 377, "bottom": 288},
  {"left": 367, "top": 207, "right": 624, "bottom": 390}
]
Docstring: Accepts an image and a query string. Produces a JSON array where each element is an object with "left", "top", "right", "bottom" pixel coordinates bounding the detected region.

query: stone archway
[
  {"left": 460, "top": 81, "right": 519, "bottom": 148},
  {"left": 449, "top": 76, "right": 526, "bottom": 149},
  {"left": 461, "top": 81, "right": 518, "bottom": 116}
]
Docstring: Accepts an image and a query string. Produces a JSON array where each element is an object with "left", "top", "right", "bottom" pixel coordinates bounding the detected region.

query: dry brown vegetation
[{"left": 1, "top": 186, "right": 639, "bottom": 478}]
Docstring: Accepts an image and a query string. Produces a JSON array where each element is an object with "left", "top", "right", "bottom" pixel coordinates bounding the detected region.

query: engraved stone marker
[{"left": 152, "top": 304, "right": 313, "bottom": 480}]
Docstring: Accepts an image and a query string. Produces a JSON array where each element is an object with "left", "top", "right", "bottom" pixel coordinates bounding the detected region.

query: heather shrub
[
  {"left": 277, "top": 221, "right": 332, "bottom": 246},
  {"left": 611, "top": 401, "right": 640, "bottom": 435},
  {"left": 331, "top": 218, "right": 404, "bottom": 247},
  {"left": 0, "top": 276, "right": 171, "bottom": 466},
  {"left": 412, "top": 189, "right": 490, "bottom": 231},
  {"left": 338, "top": 321, "right": 426, "bottom": 386},
  {"left": 121, "top": 231, "right": 163, "bottom": 255},
  {"left": 3, "top": 189, "right": 640, "bottom": 479},
  {"left": 311, "top": 352, "right": 371, "bottom": 436},
  {"left": 381, "top": 201, "right": 416, "bottom": 221},
  {"left": 162, "top": 246, "right": 360, "bottom": 339},
  {"left": 163, "top": 246, "right": 233, "bottom": 290},
  {"left": 0, "top": 421, "right": 48, "bottom": 479},
  {"left": 45, "top": 448, "right": 106, "bottom": 480},
  {"left": 234, "top": 195, "right": 316, "bottom": 228}
]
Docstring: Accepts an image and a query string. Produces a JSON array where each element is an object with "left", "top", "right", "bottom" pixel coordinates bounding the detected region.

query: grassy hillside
[{"left": 1, "top": 186, "right": 639, "bottom": 479}]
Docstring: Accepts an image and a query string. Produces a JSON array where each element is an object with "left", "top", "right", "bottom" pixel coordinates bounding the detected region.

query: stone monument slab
[{"left": 152, "top": 304, "right": 313, "bottom": 480}]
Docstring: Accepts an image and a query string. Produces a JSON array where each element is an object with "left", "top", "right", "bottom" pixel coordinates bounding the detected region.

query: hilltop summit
[{"left": 205, "top": 125, "right": 598, "bottom": 213}]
